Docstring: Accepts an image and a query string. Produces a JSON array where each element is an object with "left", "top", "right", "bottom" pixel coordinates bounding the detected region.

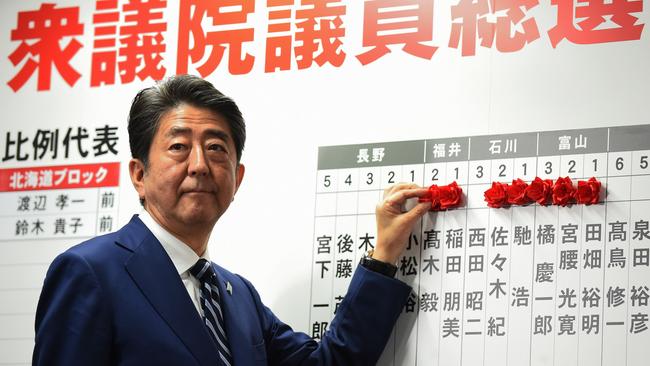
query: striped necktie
[{"left": 189, "top": 259, "right": 234, "bottom": 366}]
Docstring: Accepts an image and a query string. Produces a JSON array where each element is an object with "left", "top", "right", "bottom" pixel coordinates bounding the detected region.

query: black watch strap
[{"left": 360, "top": 253, "right": 397, "bottom": 278}]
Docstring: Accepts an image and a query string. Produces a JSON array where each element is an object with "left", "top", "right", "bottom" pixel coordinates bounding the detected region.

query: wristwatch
[{"left": 359, "top": 249, "right": 398, "bottom": 278}]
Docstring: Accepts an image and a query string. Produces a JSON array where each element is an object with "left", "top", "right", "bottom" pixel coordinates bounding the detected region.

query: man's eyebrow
[
  {"left": 204, "top": 129, "right": 231, "bottom": 142},
  {"left": 165, "top": 126, "right": 191, "bottom": 138},
  {"left": 164, "top": 126, "right": 231, "bottom": 142}
]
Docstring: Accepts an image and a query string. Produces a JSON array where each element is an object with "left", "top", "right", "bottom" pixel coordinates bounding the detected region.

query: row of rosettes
[
  {"left": 417, "top": 177, "right": 602, "bottom": 210},
  {"left": 484, "top": 177, "right": 601, "bottom": 208}
]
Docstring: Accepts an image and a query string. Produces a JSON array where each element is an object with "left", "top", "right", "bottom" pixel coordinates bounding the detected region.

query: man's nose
[{"left": 188, "top": 145, "right": 209, "bottom": 177}]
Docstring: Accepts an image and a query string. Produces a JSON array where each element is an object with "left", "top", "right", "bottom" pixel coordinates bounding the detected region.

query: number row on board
[{"left": 316, "top": 151, "right": 650, "bottom": 192}]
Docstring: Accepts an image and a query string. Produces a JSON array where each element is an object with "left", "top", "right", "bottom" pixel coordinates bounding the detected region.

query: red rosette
[
  {"left": 506, "top": 178, "right": 530, "bottom": 205},
  {"left": 525, "top": 177, "right": 553, "bottom": 205},
  {"left": 428, "top": 184, "right": 442, "bottom": 211},
  {"left": 575, "top": 177, "right": 601, "bottom": 205},
  {"left": 552, "top": 176, "right": 576, "bottom": 206},
  {"left": 484, "top": 181, "right": 508, "bottom": 208},
  {"left": 439, "top": 181, "right": 463, "bottom": 210},
  {"left": 420, "top": 183, "right": 463, "bottom": 211},
  {"left": 418, "top": 184, "right": 441, "bottom": 211}
]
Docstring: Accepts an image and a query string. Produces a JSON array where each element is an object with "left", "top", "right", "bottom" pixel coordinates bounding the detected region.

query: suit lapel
[{"left": 119, "top": 216, "right": 221, "bottom": 366}]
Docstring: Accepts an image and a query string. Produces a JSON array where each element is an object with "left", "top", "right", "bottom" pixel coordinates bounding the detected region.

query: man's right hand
[{"left": 373, "top": 183, "right": 431, "bottom": 265}]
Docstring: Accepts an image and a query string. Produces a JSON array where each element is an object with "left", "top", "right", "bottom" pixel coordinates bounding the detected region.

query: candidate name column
[
  {"left": 608, "top": 125, "right": 650, "bottom": 366},
  {"left": 538, "top": 128, "right": 608, "bottom": 366},
  {"left": 311, "top": 146, "right": 339, "bottom": 341},
  {"left": 418, "top": 136, "right": 470, "bottom": 366},
  {"left": 469, "top": 132, "right": 538, "bottom": 366}
]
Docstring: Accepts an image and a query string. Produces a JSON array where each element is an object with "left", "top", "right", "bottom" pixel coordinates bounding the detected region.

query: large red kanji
[
  {"left": 294, "top": 0, "right": 346, "bottom": 69},
  {"left": 357, "top": 0, "right": 437, "bottom": 65},
  {"left": 548, "top": 0, "right": 644, "bottom": 47},
  {"left": 449, "top": 0, "right": 540, "bottom": 57},
  {"left": 119, "top": 0, "right": 167, "bottom": 83},
  {"left": 90, "top": 0, "right": 120, "bottom": 87},
  {"left": 265, "top": 0, "right": 293, "bottom": 73},
  {"left": 177, "top": 0, "right": 255, "bottom": 76},
  {"left": 8, "top": 3, "right": 85, "bottom": 91},
  {"left": 90, "top": 0, "right": 167, "bottom": 87}
]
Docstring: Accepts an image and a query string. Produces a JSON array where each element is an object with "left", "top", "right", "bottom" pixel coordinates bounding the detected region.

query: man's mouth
[{"left": 184, "top": 190, "right": 214, "bottom": 194}]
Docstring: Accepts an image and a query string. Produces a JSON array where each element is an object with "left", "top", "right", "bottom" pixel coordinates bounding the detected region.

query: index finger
[
  {"left": 385, "top": 187, "right": 429, "bottom": 206},
  {"left": 383, "top": 182, "right": 420, "bottom": 197}
]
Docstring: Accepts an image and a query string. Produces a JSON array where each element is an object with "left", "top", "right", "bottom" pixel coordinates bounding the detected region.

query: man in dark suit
[{"left": 33, "top": 75, "right": 431, "bottom": 365}]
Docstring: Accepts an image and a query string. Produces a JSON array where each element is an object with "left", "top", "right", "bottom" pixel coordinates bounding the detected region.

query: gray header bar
[
  {"left": 318, "top": 125, "right": 649, "bottom": 169},
  {"left": 609, "top": 125, "right": 650, "bottom": 152},
  {"left": 317, "top": 140, "right": 425, "bottom": 169},
  {"left": 425, "top": 137, "right": 470, "bottom": 163},
  {"left": 469, "top": 132, "right": 537, "bottom": 160},
  {"left": 538, "top": 128, "right": 608, "bottom": 156}
]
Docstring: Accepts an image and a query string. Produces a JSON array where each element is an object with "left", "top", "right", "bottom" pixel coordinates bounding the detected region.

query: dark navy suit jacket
[{"left": 33, "top": 215, "right": 411, "bottom": 365}]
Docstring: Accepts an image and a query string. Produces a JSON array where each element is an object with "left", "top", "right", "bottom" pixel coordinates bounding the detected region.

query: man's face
[{"left": 130, "top": 104, "right": 245, "bottom": 235}]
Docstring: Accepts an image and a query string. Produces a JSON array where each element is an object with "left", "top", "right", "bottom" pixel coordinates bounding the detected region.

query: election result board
[{"left": 309, "top": 125, "right": 650, "bottom": 366}]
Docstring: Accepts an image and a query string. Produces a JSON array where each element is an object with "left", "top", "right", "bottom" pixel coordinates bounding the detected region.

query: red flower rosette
[
  {"left": 525, "top": 177, "right": 553, "bottom": 205},
  {"left": 552, "top": 176, "right": 576, "bottom": 206},
  {"left": 575, "top": 177, "right": 601, "bottom": 205},
  {"left": 484, "top": 181, "right": 508, "bottom": 208},
  {"left": 419, "top": 182, "right": 463, "bottom": 211},
  {"left": 420, "top": 184, "right": 441, "bottom": 210},
  {"left": 439, "top": 181, "right": 462, "bottom": 210},
  {"left": 506, "top": 178, "right": 530, "bottom": 205}
]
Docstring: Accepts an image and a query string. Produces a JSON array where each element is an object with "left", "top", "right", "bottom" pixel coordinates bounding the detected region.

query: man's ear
[
  {"left": 234, "top": 163, "right": 245, "bottom": 195},
  {"left": 129, "top": 159, "right": 146, "bottom": 202}
]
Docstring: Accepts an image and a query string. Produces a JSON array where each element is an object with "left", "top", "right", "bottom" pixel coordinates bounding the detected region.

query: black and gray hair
[{"left": 127, "top": 74, "right": 246, "bottom": 168}]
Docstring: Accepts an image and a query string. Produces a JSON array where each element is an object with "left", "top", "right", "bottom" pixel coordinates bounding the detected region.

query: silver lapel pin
[{"left": 226, "top": 281, "right": 233, "bottom": 295}]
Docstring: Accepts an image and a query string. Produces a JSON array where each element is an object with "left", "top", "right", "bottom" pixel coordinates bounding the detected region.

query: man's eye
[
  {"left": 170, "top": 143, "right": 184, "bottom": 150},
  {"left": 208, "top": 144, "right": 226, "bottom": 152}
]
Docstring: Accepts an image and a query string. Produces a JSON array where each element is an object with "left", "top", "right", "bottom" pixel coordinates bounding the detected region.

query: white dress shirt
[{"left": 139, "top": 210, "right": 207, "bottom": 316}]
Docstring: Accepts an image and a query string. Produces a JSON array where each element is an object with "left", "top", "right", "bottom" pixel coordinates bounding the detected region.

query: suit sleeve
[
  {"left": 33, "top": 251, "right": 112, "bottom": 366},
  {"left": 240, "top": 265, "right": 411, "bottom": 366}
]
